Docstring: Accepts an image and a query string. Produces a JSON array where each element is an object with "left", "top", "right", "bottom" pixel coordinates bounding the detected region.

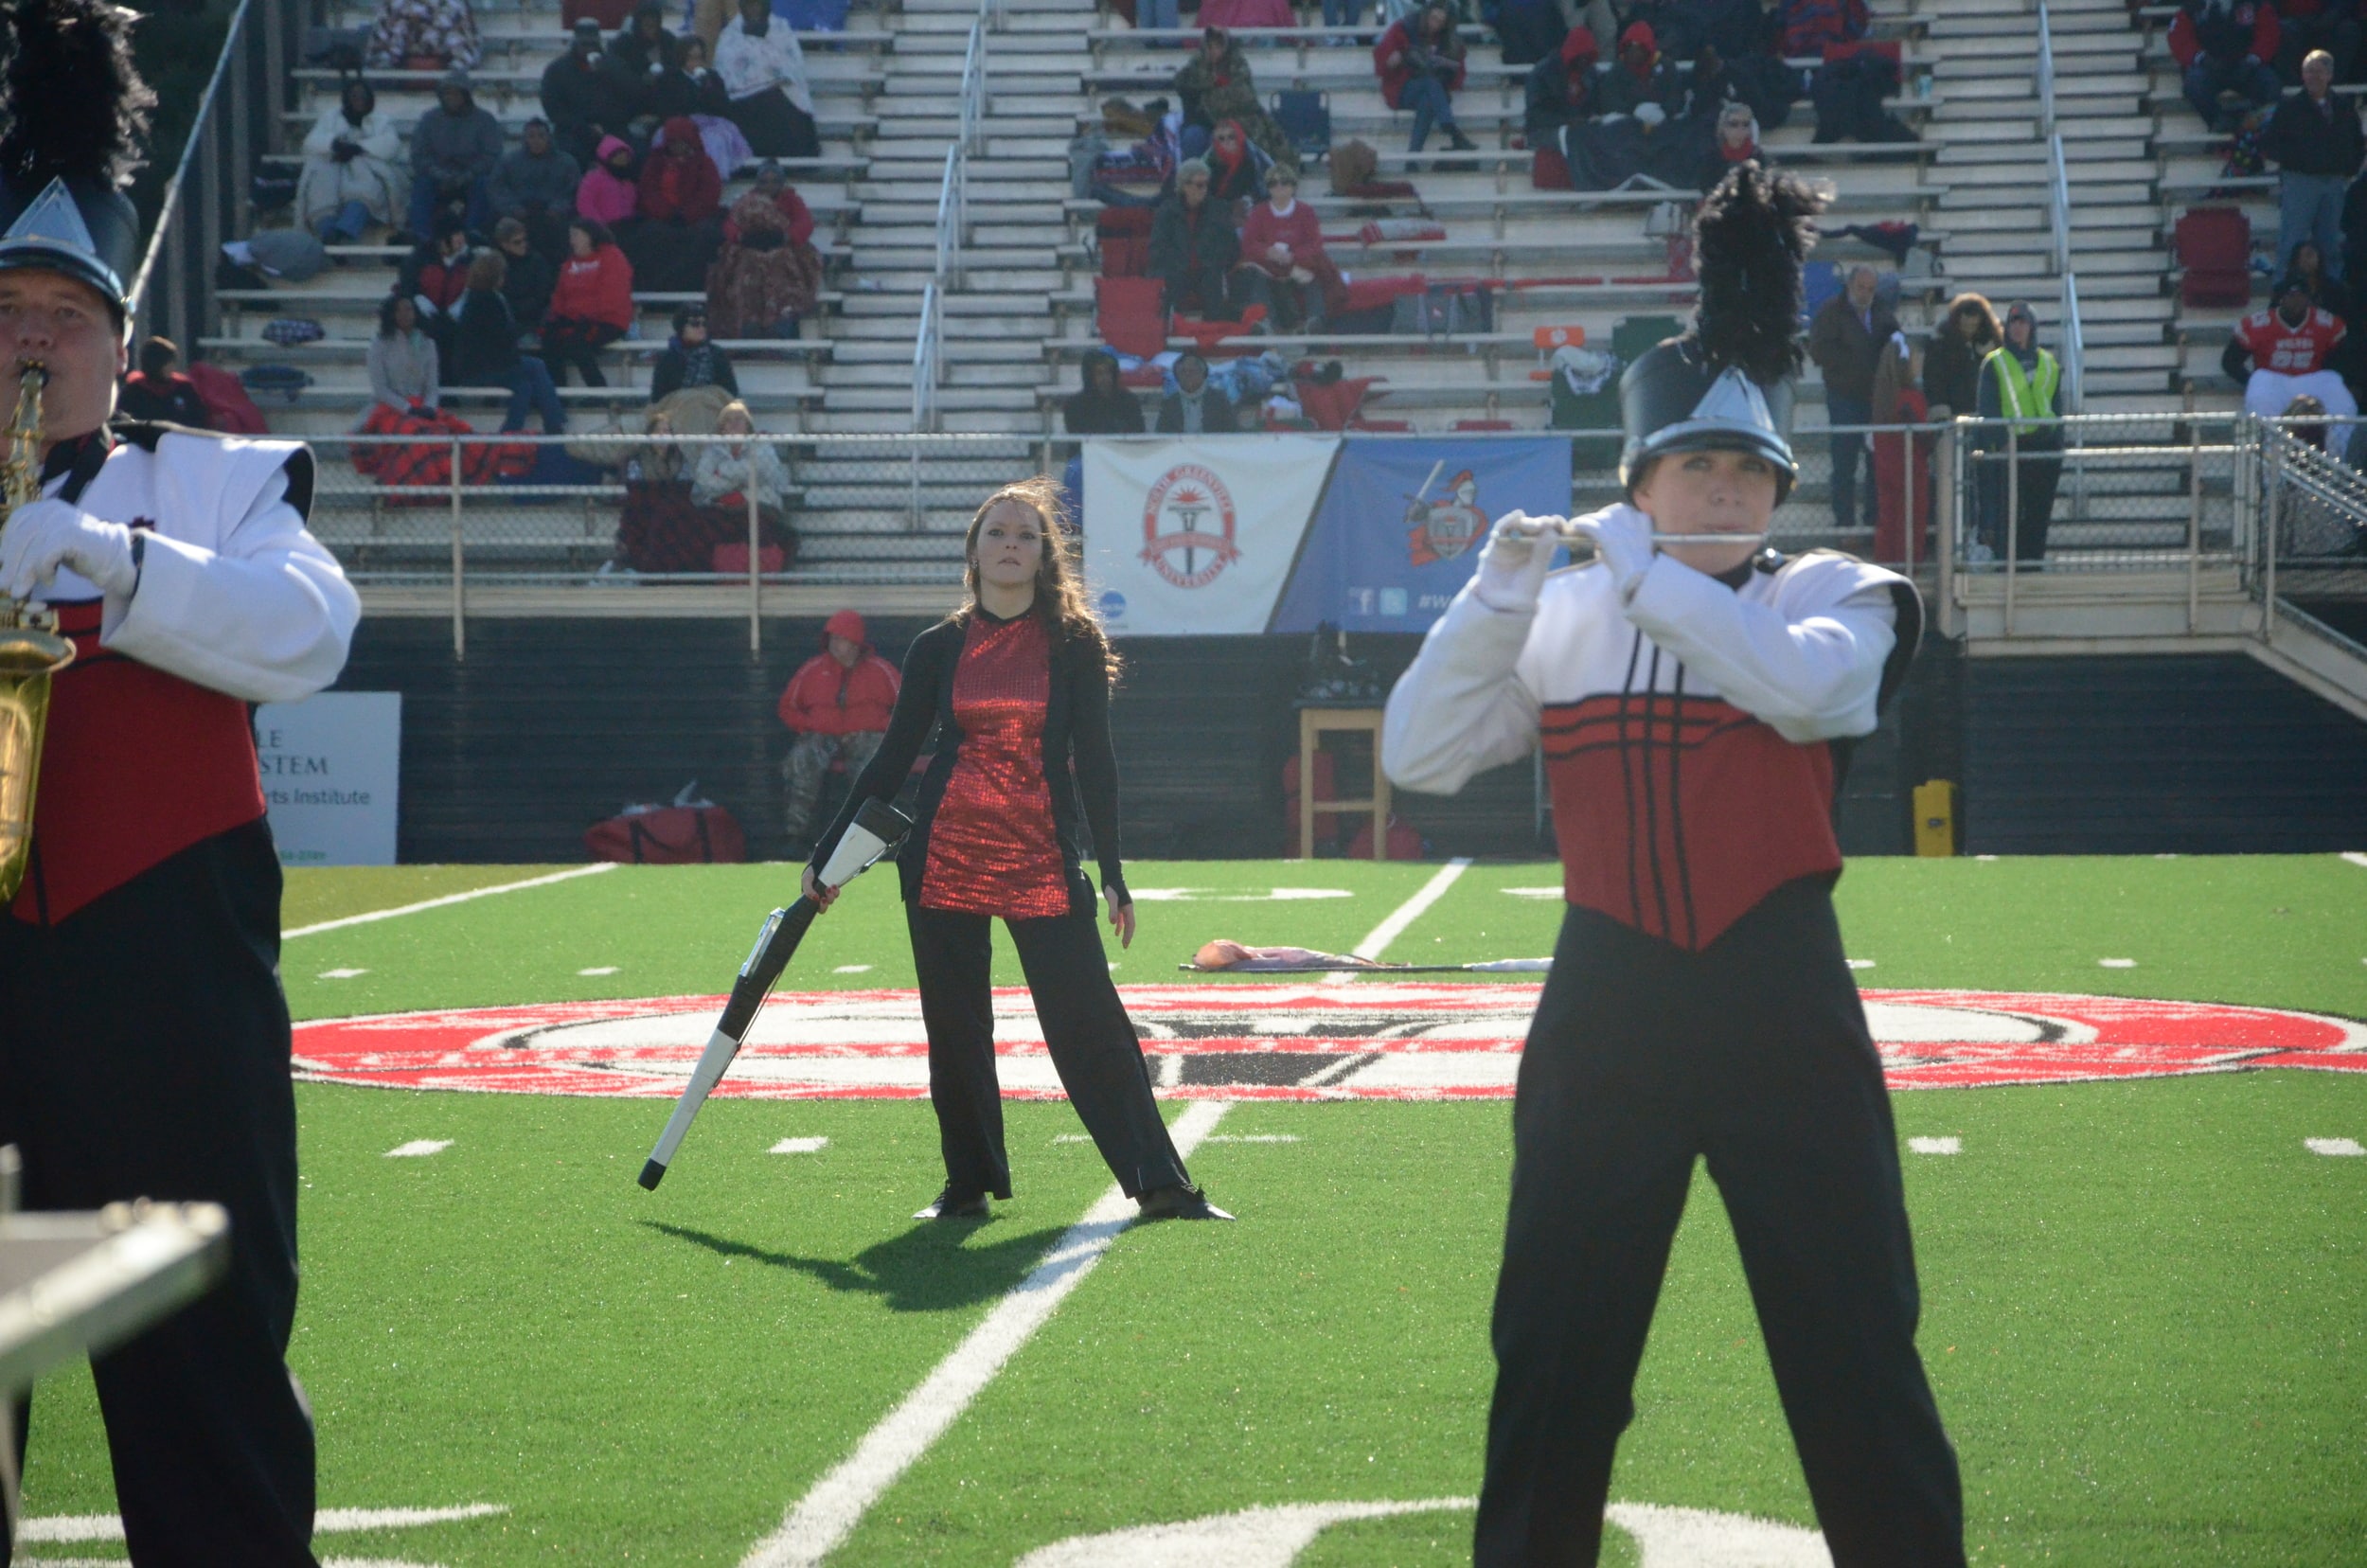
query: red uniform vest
[{"left": 10, "top": 597, "right": 266, "bottom": 925}]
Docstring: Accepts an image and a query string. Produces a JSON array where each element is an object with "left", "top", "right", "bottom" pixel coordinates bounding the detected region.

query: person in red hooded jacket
[
  {"left": 622, "top": 116, "right": 725, "bottom": 292},
  {"left": 543, "top": 216, "right": 637, "bottom": 386},
  {"left": 778, "top": 609, "right": 902, "bottom": 846}
]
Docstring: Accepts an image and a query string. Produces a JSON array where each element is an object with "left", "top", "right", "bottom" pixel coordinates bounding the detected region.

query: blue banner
[{"left": 1269, "top": 438, "right": 1574, "bottom": 633}]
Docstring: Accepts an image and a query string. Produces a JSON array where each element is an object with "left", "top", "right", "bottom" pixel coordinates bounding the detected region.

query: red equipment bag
[
  {"left": 1531, "top": 146, "right": 1572, "bottom": 190},
  {"left": 585, "top": 801, "right": 748, "bottom": 864}
]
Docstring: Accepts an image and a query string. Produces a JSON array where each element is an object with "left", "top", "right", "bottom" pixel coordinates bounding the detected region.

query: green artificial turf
[{"left": 13, "top": 856, "right": 2364, "bottom": 1564}]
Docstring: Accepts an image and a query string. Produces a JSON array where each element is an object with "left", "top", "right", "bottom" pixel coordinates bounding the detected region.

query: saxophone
[{"left": 0, "top": 364, "right": 73, "bottom": 903}]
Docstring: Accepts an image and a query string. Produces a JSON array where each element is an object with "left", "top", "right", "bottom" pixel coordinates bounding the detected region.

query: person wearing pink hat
[{"left": 777, "top": 610, "right": 902, "bottom": 850}]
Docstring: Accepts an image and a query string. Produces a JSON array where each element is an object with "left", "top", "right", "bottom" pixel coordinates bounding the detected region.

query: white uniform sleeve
[
  {"left": 1381, "top": 579, "right": 1541, "bottom": 793},
  {"left": 1619, "top": 554, "right": 1897, "bottom": 743},
  {"left": 100, "top": 467, "right": 361, "bottom": 704}
]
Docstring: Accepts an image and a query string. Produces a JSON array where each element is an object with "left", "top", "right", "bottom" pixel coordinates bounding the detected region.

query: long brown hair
[
  {"left": 958, "top": 475, "right": 1119, "bottom": 681},
  {"left": 1945, "top": 293, "right": 2001, "bottom": 348}
]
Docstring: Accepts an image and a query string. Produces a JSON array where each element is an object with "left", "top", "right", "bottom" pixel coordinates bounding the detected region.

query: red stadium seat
[{"left": 2175, "top": 208, "right": 2252, "bottom": 309}]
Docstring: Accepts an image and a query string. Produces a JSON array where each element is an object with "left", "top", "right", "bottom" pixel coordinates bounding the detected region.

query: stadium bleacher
[{"left": 192, "top": 0, "right": 2276, "bottom": 579}]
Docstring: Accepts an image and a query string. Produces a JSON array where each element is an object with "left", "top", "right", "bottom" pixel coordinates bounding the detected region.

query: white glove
[
  {"left": 1559, "top": 502, "right": 1656, "bottom": 602},
  {"left": 1471, "top": 509, "right": 1560, "bottom": 614},
  {"left": 0, "top": 500, "right": 139, "bottom": 602},
  {"left": 1635, "top": 101, "right": 1666, "bottom": 128}
]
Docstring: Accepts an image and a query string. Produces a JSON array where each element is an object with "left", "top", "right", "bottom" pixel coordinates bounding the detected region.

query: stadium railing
[{"left": 129, "top": 0, "right": 303, "bottom": 355}]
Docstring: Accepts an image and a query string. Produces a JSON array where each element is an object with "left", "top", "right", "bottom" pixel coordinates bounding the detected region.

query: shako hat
[
  {"left": 0, "top": 0, "right": 155, "bottom": 321},
  {"left": 1617, "top": 162, "right": 1824, "bottom": 507}
]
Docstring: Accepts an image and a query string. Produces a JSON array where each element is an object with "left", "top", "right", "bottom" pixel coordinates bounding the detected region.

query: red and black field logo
[{"left": 294, "top": 988, "right": 2367, "bottom": 1100}]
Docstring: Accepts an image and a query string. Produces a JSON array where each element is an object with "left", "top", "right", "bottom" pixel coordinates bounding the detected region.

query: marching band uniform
[
  {"left": 810, "top": 603, "right": 1205, "bottom": 1215},
  {"left": 0, "top": 8, "right": 358, "bottom": 1559},
  {"left": 1385, "top": 167, "right": 1963, "bottom": 1566}
]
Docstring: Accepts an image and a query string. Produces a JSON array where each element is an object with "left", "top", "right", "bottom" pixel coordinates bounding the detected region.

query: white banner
[
  {"left": 1082, "top": 436, "right": 1341, "bottom": 636},
  {"left": 256, "top": 692, "right": 402, "bottom": 866}
]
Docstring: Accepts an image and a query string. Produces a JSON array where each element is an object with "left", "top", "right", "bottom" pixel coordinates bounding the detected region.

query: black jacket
[
  {"left": 1922, "top": 328, "right": 1996, "bottom": 419},
  {"left": 1523, "top": 52, "right": 1592, "bottom": 143},
  {"left": 810, "top": 609, "right": 1128, "bottom": 915},
  {"left": 650, "top": 339, "right": 740, "bottom": 401},
  {"left": 445, "top": 289, "right": 523, "bottom": 385},
  {"left": 1064, "top": 350, "right": 1146, "bottom": 434},
  {"left": 1148, "top": 194, "right": 1240, "bottom": 281},
  {"left": 2262, "top": 92, "right": 2365, "bottom": 180},
  {"left": 501, "top": 246, "right": 558, "bottom": 331},
  {"left": 645, "top": 65, "right": 732, "bottom": 120},
  {"left": 542, "top": 52, "right": 637, "bottom": 140},
  {"left": 1155, "top": 384, "right": 1239, "bottom": 433}
]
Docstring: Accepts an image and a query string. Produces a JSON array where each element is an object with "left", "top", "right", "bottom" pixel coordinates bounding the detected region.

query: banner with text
[
  {"left": 256, "top": 692, "right": 402, "bottom": 866},
  {"left": 1084, "top": 436, "right": 1342, "bottom": 636},
  {"left": 1270, "top": 437, "right": 1575, "bottom": 633}
]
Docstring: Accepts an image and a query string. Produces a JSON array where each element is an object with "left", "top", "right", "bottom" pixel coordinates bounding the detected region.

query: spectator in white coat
[{"left": 715, "top": 0, "right": 818, "bottom": 159}]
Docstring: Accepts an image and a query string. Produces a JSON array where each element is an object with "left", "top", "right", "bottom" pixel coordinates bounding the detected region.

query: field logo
[
  {"left": 1406, "top": 468, "right": 1486, "bottom": 567},
  {"left": 1141, "top": 463, "right": 1241, "bottom": 589},
  {"left": 294, "top": 988, "right": 2367, "bottom": 1101}
]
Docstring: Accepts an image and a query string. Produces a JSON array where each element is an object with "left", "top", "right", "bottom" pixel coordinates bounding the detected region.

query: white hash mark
[
  {"left": 833, "top": 964, "right": 872, "bottom": 973},
  {"left": 1202, "top": 1134, "right": 1301, "bottom": 1143},
  {"left": 384, "top": 1140, "right": 453, "bottom": 1159},
  {"left": 285, "top": 864, "right": 617, "bottom": 939},
  {"left": 2098, "top": 958, "right": 2137, "bottom": 969},
  {"left": 1908, "top": 1137, "right": 1962, "bottom": 1155},
  {"left": 318, "top": 968, "right": 368, "bottom": 979},
  {"left": 1847, "top": 959, "right": 1876, "bottom": 970},
  {"left": 770, "top": 1136, "right": 828, "bottom": 1154},
  {"left": 21, "top": 1503, "right": 506, "bottom": 1542},
  {"left": 578, "top": 966, "right": 619, "bottom": 976},
  {"left": 2305, "top": 1137, "right": 2364, "bottom": 1157}
]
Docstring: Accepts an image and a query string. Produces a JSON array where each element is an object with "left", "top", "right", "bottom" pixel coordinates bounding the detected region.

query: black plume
[
  {"left": 0, "top": 0, "right": 154, "bottom": 190},
  {"left": 1689, "top": 161, "right": 1824, "bottom": 386}
]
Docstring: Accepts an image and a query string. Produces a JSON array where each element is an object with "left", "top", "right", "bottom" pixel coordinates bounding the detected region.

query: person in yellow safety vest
[{"left": 1970, "top": 300, "right": 2066, "bottom": 565}]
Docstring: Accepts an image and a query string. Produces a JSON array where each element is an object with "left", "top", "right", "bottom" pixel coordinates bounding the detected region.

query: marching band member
[
  {"left": 803, "top": 477, "right": 1228, "bottom": 1223},
  {"left": 1383, "top": 165, "right": 1964, "bottom": 1566},
  {"left": 0, "top": 2, "right": 357, "bottom": 1560}
]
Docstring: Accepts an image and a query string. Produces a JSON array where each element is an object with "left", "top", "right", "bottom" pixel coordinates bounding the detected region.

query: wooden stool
[{"left": 1298, "top": 706, "right": 1390, "bottom": 861}]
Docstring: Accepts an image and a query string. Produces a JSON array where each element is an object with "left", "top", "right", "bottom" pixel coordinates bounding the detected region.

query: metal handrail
[
  {"left": 958, "top": 13, "right": 988, "bottom": 156},
  {"left": 932, "top": 144, "right": 964, "bottom": 287},
  {"left": 2036, "top": 0, "right": 2056, "bottom": 139},
  {"left": 127, "top": 0, "right": 252, "bottom": 329},
  {"left": 914, "top": 280, "right": 943, "bottom": 434},
  {"left": 2060, "top": 268, "right": 2086, "bottom": 414}
]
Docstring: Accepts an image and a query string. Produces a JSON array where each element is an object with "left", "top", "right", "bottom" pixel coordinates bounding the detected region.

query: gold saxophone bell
[{"left": 0, "top": 363, "right": 74, "bottom": 905}]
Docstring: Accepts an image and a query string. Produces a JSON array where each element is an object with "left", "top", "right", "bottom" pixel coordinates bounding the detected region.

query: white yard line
[
  {"left": 284, "top": 864, "right": 618, "bottom": 939},
  {"left": 2342, "top": 851, "right": 2367, "bottom": 870},
  {"left": 1349, "top": 859, "right": 1473, "bottom": 960},
  {"left": 1318, "top": 859, "right": 1474, "bottom": 988},
  {"left": 739, "top": 1099, "right": 1231, "bottom": 1568},
  {"left": 383, "top": 1140, "right": 453, "bottom": 1159}
]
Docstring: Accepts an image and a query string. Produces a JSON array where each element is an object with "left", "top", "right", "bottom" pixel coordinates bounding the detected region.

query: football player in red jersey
[
  {"left": 2229, "top": 276, "right": 2357, "bottom": 419},
  {"left": 1386, "top": 164, "right": 1964, "bottom": 1567}
]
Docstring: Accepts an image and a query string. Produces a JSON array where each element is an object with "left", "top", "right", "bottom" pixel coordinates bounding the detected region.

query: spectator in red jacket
[
  {"left": 544, "top": 217, "right": 636, "bottom": 386},
  {"left": 1239, "top": 167, "right": 1344, "bottom": 330},
  {"left": 1376, "top": 3, "right": 1473, "bottom": 157},
  {"left": 2169, "top": 0, "right": 2283, "bottom": 130},
  {"left": 621, "top": 115, "right": 725, "bottom": 292},
  {"left": 117, "top": 336, "right": 214, "bottom": 428},
  {"left": 778, "top": 609, "right": 902, "bottom": 846}
]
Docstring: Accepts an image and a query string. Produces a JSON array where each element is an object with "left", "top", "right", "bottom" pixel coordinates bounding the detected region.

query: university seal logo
[{"left": 1141, "top": 464, "right": 1241, "bottom": 589}]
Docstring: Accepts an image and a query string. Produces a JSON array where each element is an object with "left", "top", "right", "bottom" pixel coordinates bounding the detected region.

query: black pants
[
  {"left": 907, "top": 902, "right": 1191, "bottom": 1201},
  {"left": 1474, "top": 880, "right": 1963, "bottom": 1568},
  {"left": 0, "top": 821, "right": 317, "bottom": 1567},
  {"left": 727, "top": 89, "right": 820, "bottom": 160},
  {"left": 541, "top": 317, "right": 624, "bottom": 387},
  {"left": 1974, "top": 442, "right": 2061, "bottom": 564}
]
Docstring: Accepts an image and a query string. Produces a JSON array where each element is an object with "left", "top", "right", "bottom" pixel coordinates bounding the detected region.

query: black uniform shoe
[
  {"left": 1445, "top": 127, "right": 1478, "bottom": 152},
  {"left": 1135, "top": 1184, "right": 1235, "bottom": 1221},
  {"left": 915, "top": 1185, "right": 990, "bottom": 1220}
]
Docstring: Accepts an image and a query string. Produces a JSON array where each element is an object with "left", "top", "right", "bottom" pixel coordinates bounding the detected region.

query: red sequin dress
[{"left": 919, "top": 613, "right": 1074, "bottom": 918}]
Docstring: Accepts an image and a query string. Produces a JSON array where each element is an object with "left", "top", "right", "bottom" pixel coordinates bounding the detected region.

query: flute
[{"left": 1532, "top": 521, "right": 1771, "bottom": 548}]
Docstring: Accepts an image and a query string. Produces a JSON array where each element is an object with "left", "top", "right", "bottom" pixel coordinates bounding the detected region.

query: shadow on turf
[{"left": 642, "top": 1220, "right": 1071, "bottom": 1312}]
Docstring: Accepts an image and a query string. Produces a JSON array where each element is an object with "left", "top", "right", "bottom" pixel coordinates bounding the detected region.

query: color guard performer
[
  {"left": 1382, "top": 166, "right": 1965, "bottom": 1565},
  {"left": 0, "top": 2, "right": 358, "bottom": 1560},
  {"left": 804, "top": 477, "right": 1227, "bottom": 1223}
]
